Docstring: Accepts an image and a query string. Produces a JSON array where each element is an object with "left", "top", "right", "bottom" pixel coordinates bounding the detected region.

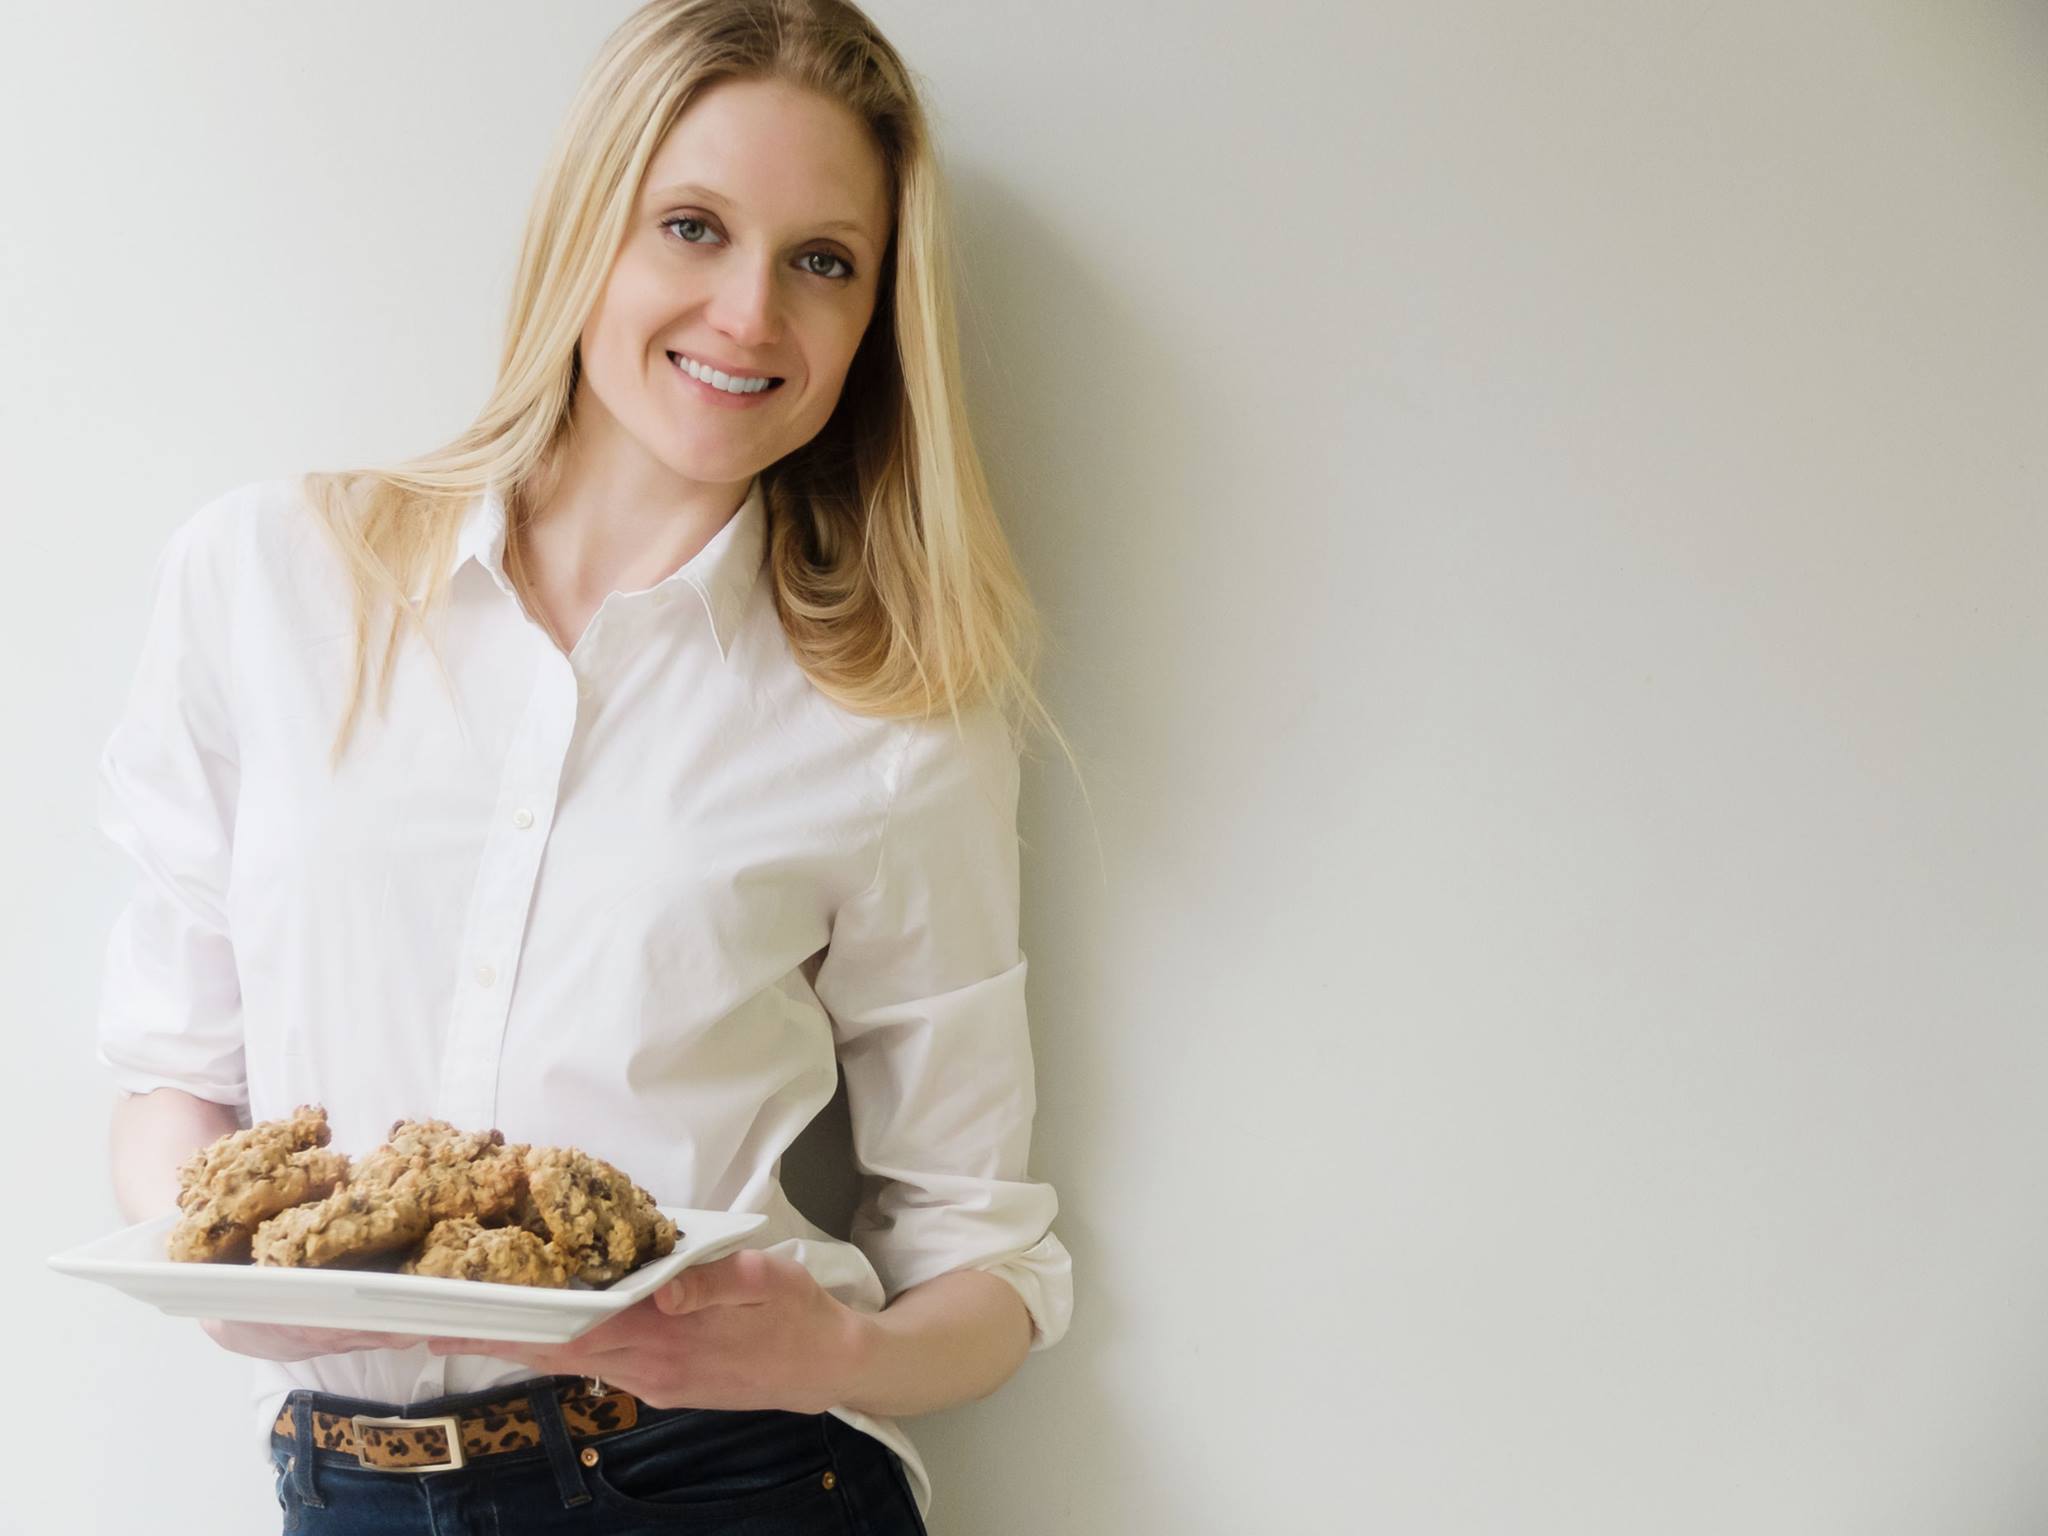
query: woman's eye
[
  {"left": 660, "top": 216, "right": 855, "bottom": 283},
  {"left": 664, "top": 214, "right": 714, "bottom": 244},
  {"left": 800, "top": 251, "right": 855, "bottom": 282}
]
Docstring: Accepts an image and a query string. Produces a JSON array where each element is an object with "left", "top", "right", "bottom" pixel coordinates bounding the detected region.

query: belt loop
[
  {"left": 527, "top": 1376, "right": 593, "bottom": 1508},
  {"left": 288, "top": 1395, "right": 328, "bottom": 1509}
]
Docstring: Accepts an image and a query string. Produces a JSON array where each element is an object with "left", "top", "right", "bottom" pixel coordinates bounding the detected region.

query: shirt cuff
[
  {"left": 95, "top": 1046, "right": 248, "bottom": 1110},
  {"left": 970, "top": 1230, "right": 1073, "bottom": 1352}
]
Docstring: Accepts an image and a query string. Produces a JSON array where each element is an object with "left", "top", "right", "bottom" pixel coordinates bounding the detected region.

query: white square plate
[{"left": 46, "top": 1207, "right": 767, "bottom": 1343}]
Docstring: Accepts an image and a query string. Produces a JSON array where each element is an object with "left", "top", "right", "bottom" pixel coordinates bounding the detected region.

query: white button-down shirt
[{"left": 93, "top": 474, "right": 1072, "bottom": 1515}]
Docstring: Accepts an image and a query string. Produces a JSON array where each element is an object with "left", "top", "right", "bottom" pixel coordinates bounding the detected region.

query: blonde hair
[{"left": 300, "top": 0, "right": 1086, "bottom": 828}]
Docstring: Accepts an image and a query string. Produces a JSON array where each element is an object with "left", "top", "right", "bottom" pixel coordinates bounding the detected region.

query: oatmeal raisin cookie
[
  {"left": 515, "top": 1146, "right": 677, "bottom": 1284},
  {"left": 167, "top": 1104, "right": 351, "bottom": 1263},
  {"left": 400, "top": 1216, "right": 572, "bottom": 1288}
]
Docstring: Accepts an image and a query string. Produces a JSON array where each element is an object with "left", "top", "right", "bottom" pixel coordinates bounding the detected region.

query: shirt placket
[{"left": 433, "top": 640, "right": 583, "bottom": 1133}]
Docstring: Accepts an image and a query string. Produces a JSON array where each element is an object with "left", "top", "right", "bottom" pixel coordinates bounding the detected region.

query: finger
[
  {"left": 425, "top": 1336, "right": 560, "bottom": 1369},
  {"left": 424, "top": 1336, "right": 519, "bottom": 1357},
  {"left": 428, "top": 1303, "right": 650, "bottom": 1359},
  {"left": 298, "top": 1326, "right": 414, "bottom": 1349},
  {"left": 348, "top": 1331, "right": 437, "bottom": 1350},
  {"left": 656, "top": 1251, "right": 772, "bottom": 1316}
]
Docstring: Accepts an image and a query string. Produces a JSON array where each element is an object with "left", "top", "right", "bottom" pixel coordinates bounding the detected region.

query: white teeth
[{"left": 674, "top": 353, "right": 776, "bottom": 394}]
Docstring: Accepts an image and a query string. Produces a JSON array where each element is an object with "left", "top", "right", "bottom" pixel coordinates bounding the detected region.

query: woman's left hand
[{"left": 425, "top": 1249, "right": 869, "bottom": 1415}]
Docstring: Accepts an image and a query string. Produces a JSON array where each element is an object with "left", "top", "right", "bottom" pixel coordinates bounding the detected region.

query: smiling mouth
[{"left": 667, "top": 351, "right": 785, "bottom": 393}]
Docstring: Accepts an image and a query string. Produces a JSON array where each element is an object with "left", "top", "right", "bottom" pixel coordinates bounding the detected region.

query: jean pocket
[
  {"left": 578, "top": 1408, "right": 850, "bottom": 1527},
  {"left": 587, "top": 1452, "right": 846, "bottom": 1525}
]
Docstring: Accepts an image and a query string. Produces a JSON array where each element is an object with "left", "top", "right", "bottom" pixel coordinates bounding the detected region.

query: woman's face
[{"left": 576, "top": 76, "right": 893, "bottom": 487}]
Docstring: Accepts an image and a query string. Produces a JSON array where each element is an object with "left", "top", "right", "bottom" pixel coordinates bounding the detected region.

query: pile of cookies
[{"left": 166, "top": 1105, "right": 678, "bottom": 1288}]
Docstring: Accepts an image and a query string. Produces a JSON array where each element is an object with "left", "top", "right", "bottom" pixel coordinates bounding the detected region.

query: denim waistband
[
  {"left": 275, "top": 1373, "right": 621, "bottom": 1510},
  {"left": 271, "top": 1375, "right": 857, "bottom": 1516},
  {"left": 274, "top": 1371, "right": 596, "bottom": 1427}
]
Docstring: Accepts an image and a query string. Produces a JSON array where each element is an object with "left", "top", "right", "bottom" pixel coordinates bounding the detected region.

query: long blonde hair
[{"left": 301, "top": 0, "right": 1084, "bottom": 823}]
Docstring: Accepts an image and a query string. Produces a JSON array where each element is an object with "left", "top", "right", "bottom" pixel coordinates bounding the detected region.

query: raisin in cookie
[
  {"left": 399, "top": 1216, "right": 572, "bottom": 1288},
  {"left": 515, "top": 1146, "right": 677, "bottom": 1284},
  {"left": 168, "top": 1104, "right": 351, "bottom": 1263}
]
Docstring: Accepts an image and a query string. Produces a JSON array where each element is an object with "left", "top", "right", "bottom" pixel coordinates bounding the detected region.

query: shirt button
[
  {"left": 512, "top": 808, "right": 534, "bottom": 829},
  {"left": 475, "top": 963, "right": 496, "bottom": 988}
]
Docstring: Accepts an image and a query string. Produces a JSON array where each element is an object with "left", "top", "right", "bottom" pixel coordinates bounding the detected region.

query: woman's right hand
[{"left": 197, "top": 1317, "right": 434, "bottom": 1361}]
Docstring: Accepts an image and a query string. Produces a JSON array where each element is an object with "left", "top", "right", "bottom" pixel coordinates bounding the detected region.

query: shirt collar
[{"left": 451, "top": 476, "right": 767, "bottom": 663}]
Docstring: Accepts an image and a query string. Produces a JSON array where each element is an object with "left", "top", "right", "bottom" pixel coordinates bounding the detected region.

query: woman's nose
[{"left": 706, "top": 259, "right": 781, "bottom": 345}]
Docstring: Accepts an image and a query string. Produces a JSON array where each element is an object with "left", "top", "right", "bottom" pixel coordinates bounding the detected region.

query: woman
[{"left": 98, "top": 1, "right": 1076, "bottom": 1529}]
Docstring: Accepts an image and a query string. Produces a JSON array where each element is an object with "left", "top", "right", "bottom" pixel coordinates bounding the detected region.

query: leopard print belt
[{"left": 269, "top": 1378, "right": 641, "bottom": 1472}]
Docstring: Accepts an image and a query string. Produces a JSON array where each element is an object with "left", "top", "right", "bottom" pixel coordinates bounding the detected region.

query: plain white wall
[{"left": 6, "top": 1, "right": 2045, "bottom": 1531}]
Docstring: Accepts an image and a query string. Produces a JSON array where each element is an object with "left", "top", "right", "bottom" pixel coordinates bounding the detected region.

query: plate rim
[{"left": 46, "top": 1206, "right": 769, "bottom": 1331}]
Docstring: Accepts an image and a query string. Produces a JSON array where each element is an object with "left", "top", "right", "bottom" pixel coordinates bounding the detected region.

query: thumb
[
  {"left": 655, "top": 1263, "right": 713, "bottom": 1315},
  {"left": 655, "top": 1251, "right": 766, "bottom": 1315}
]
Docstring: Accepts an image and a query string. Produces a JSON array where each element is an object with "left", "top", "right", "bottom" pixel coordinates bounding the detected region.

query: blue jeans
[{"left": 269, "top": 1374, "right": 928, "bottom": 1534}]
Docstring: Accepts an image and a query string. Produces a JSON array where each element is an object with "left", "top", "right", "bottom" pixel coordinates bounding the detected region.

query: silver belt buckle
[{"left": 349, "top": 1411, "right": 467, "bottom": 1474}]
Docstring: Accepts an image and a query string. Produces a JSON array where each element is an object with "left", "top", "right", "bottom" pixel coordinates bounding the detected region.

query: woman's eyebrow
[{"left": 646, "top": 180, "right": 871, "bottom": 240}]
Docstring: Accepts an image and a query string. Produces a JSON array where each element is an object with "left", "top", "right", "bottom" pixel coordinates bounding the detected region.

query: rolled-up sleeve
[
  {"left": 94, "top": 490, "right": 248, "bottom": 1109},
  {"left": 811, "top": 701, "right": 1073, "bottom": 1351}
]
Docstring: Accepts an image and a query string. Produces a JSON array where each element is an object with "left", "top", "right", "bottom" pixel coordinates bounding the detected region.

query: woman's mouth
[{"left": 668, "top": 351, "right": 784, "bottom": 405}]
